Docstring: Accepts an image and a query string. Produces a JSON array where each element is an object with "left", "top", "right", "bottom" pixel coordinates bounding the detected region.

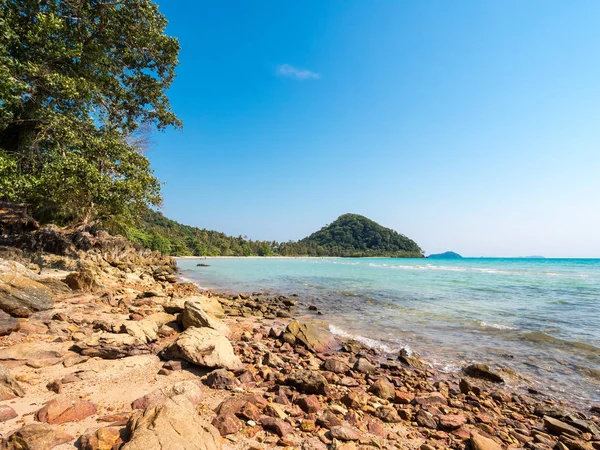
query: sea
[{"left": 177, "top": 257, "right": 600, "bottom": 407}]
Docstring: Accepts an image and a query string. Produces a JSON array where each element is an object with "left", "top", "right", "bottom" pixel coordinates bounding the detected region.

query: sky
[{"left": 150, "top": 1, "right": 600, "bottom": 258}]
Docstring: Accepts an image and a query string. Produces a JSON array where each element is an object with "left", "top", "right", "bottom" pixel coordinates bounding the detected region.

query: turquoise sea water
[{"left": 177, "top": 257, "right": 600, "bottom": 406}]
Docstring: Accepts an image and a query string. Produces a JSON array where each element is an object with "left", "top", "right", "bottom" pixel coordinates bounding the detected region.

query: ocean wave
[
  {"left": 328, "top": 324, "right": 402, "bottom": 354},
  {"left": 520, "top": 332, "right": 600, "bottom": 355},
  {"left": 478, "top": 321, "right": 518, "bottom": 330},
  {"left": 176, "top": 275, "right": 208, "bottom": 291}
]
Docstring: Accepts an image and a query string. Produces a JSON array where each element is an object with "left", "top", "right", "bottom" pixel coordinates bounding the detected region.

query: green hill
[
  {"left": 297, "top": 213, "right": 423, "bottom": 258},
  {"left": 428, "top": 251, "right": 463, "bottom": 259}
]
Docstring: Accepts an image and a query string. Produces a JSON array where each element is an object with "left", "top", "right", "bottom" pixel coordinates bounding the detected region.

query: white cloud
[{"left": 276, "top": 64, "right": 320, "bottom": 80}]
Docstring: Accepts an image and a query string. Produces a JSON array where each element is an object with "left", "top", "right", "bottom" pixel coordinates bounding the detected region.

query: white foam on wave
[
  {"left": 328, "top": 324, "right": 403, "bottom": 354},
  {"left": 176, "top": 275, "right": 209, "bottom": 291},
  {"left": 478, "top": 321, "right": 518, "bottom": 330}
]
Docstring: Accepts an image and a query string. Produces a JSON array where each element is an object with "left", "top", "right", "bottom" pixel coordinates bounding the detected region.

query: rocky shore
[{"left": 0, "top": 226, "right": 599, "bottom": 449}]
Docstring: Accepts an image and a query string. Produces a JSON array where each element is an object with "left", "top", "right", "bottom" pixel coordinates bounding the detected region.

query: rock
[
  {"left": 260, "top": 417, "right": 293, "bottom": 437},
  {"left": 285, "top": 370, "right": 330, "bottom": 395},
  {"left": 459, "top": 378, "right": 482, "bottom": 396},
  {"left": 205, "top": 369, "right": 238, "bottom": 390},
  {"left": 544, "top": 416, "right": 583, "bottom": 437},
  {"left": 186, "top": 295, "right": 225, "bottom": 319},
  {"left": 297, "top": 395, "right": 321, "bottom": 413},
  {"left": 353, "top": 358, "right": 376, "bottom": 374},
  {"left": 1, "top": 423, "right": 74, "bottom": 450},
  {"left": 240, "top": 402, "right": 261, "bottom": 421},
  {"left": 0, "top": 404, "right": 17, "bottom": 422},
  {"left": 330, "top": 425, "right": 360, "bottom": 441},
  {"left": 71, "top": 332, "right": 150, "bottom": 359},
  {"left": 416, "top": 409, "right": 437, "bottom": 429},
  {"left": 341, "top": 391, "right": 368, "bottom": 410},
  {"left": 35, "top": 397, "right": 97, "bottom": 424},
  {"left": 322, "top": 358, "right": 350, "bottom": 374},
  {"left": 369, "top": 378, "right": 395, "bottom": 400},
  {"left": 0, "top": 363, "right": 24, "bottom": 400},
  {"left": 64, "top": 265, "right": 104, "bottom": 292},
  {"left": 415, "top": 392, "right": 448, "bottom": 407},
  {"left": 122, "top": 395, "right": 221, "bottom": 450},
  {"left": 0, "top": 261, "right": 55, "bottom": 317},
  {"left": 284, "top": 320, "right": 337, "bottom": 353},
  {"left": 302, "top": 437, "right": 328, "bottom": 450},
  {"left": 131, "top": 381, "right": 204, "bottom": 410},
  {"left": 464, "top": 364, "right": 504, "bottom": 383},
  {"left": 374, "top": 406, "right": 401, "bottom": 423},
  {"left": 121, "top": 312, "right": 176, "bottom": 343},
  {"left": 393, "top": 391, "right": 414, "bottom": 405},
  {"left": 0, "top": 311, "right": 19, "bottom": 335},
  {"left": 163, "top": 326, "right": 243, "bottom": 371},
  {"left": 471, "top": 431, "right": 503, "bottom": 450},
  {"left": 318, "top": 410, "right": 344, "bottom": 429},
  {"left": 182, "top": 300, "right": 230, "bottom": 337},
  {"left": 439, "top": 414, "right": 467, "bottom": 430},
  {"left": 80, "top": 427, "right": 122, "bottom": 450},
  {"left": 212, "top": 412, "right": 243, "bottom": 436},
  {"left": 398, "top": 348, "right": 427, "bottom": 370},
  {"left": 46, "top": 379, "right": 62, "bottom": 394}
]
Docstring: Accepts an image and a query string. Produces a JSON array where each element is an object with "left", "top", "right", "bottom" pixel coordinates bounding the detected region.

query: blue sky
[{"left": 150, "top": 1, "right": 600, "bottom": 257}]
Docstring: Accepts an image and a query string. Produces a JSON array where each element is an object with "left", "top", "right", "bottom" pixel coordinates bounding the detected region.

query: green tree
[{"left": 0, "top": 0, "right": 181, "bottom": 224}]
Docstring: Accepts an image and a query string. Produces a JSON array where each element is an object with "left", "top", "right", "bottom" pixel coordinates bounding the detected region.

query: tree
[{"left": 0, "top": 0, "right": 181, "bottom": 224}]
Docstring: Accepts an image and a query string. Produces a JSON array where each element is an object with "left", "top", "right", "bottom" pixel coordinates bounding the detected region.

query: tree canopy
[{"left": 0, "top": 0, "right": 180, "bottom": 224}]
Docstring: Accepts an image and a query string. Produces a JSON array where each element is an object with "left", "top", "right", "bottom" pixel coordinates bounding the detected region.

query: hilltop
[
  {"left": 428, "top": 251, "right": 463, "bottom": 259},
  {"left": 297, "top": 213, "right": 423, "bottom": 258}
]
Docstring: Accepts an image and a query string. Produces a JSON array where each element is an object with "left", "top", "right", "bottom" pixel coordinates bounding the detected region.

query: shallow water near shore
[{"left": 177, "top": 257, "right": 600, "bottom": 407}]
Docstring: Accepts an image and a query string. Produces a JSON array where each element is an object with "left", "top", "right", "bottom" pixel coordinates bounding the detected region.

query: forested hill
[
  {"left": 297, "top": 214, "right": 423, "bottom": 257},
  {"left": 126, "top": 210, "right": 423, "bottom": 257}
]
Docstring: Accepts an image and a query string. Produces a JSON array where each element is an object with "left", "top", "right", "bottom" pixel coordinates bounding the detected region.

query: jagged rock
[
  {"left": 330, "top": 425, "right": 360, "bottom": 441},
  {"left": 374, "top": 406, "right": 401, "bottom": 423},
  {"left": 398, "top": 348, "right": 427, "bottom": 370},
  {"left": 64, "top": 265, "right": 104, "bottom": 292},
  {"left": 369, "top": 378, "right": 395, "bottom": 400},
  {"left": 182, "top": 300, "right": 230, "bottom": 337},
  {"left": 415, "top": 392, "right": 448, "bottom": 407},
  {"left": 35, "top": 396, "right": 97, "bottom": 424},
  {"left": 322, "top": 358, "right": 350, "bottom": 374},
  {"left": 260, "top": 416, "right": 293, "bottom": 437},
  {"left": 302, "top": 438, "right": 328, "bottom": 450},
  {"left": 0, "top": 404, "right": 17, "bottom": 422},
  {"left": 416, "top": 409, "right": 438, "bottom": 429},
  {"left": 71, "top": 333, "right": 150, "bottom": 359},
  {"left": 185, "top": 295, "right": 225, "bottom": 319},
  {"left": 120, "top": 312, "right": 176, "bottom": 343},
  {"left": 0, "top": 260, "right": 55, "bottom": 317},
  {"left": 163, "top": 327, "right": 243, "bottom": 371},
  {"left": 285, "top": 370, "right": 330, "bottom": 395},
  {"left": 284, "top": 320, "right": 337, "bottom": 353},
  {"left": 131, "top": 381, "right": 204, "bottom": 410},
  {"left": 1, "top": 423, "right": 74, "bottom": 450},
  {"left": 79, "top": 427, "right": 122, "bottom": 450},
  {"left": 470, "top": 431, "right": 503, "bottom": 450},
  {"left": 439, "top": 414, "right": 468, "bottom": 430},
  {"left": 0, "top": 363, "right": 24, "bottom": 400},
  {"left": 0, "top": 311, "right": 19, "bottom": 336},
  {"left": 212, "top": 412, "right": 243, "bottom": 436},
  {"left": 122, "top": 395, "right": 221, "bottom": 450},
  {"left": 205, "top": 369, "right": 238, "bottom": 390},
  {"left": 464, "top": 364, "right": 504, "bottom": 383},
  {"left": 544, "top": 416, "right": 583, "bottom": 437},
  {"left": 297, "top": 395, "right": 321, "bottom": 413},
  {"left": 353, "top": 357, "right": 376, "bottom": 374}
]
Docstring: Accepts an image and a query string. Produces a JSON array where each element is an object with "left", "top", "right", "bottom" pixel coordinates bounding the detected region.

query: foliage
[{"left": 0, "top": 0, "right": 180, "bottom": 224}]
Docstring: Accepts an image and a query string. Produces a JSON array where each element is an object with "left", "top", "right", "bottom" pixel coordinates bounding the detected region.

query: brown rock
[
  {"left": 240, "top": 402, "right": 261, "bottom": 422},
  {"left": 471, "top": 431, "right": 503, "bottom": 450},
  {"left": 0, "top": 363, "right": 24, "bottom": 400},
  {"left": 322, "top": 358, "right": 350, "bottom": 374},
  {"left": 285, "top": 320, "right": 337, "bottom": 353},
  {"left": 0, "top": 262, "right": 55, "bottom": 317},
  {"left": 544, "top": 416, "right": 583, "bottom": 437},
  {"left": 394, "top": 391, "right": 414, "bottom": 404},
  {"left": 205, "top": 369, "right": 238, "bottom": 390},
  {"left": 297, "top": 395, "right": 321, "bottom": 414},
  {"left": 46, "top": 379, "right": 62, "bottom": 394},
  {"left": 459, "top": 378, "right": 482, "bottom": 396},
  {"left": 212, "top": 412, "right": 243, "bottom": 436},
  {"left": 0, "top": 404, "right": 17, "bottom": 422},
  {"left": 415, "top": 392, "right": 447, "bottom": 407},
  {"left": 439, "top": 414, "right": 467, "bottom": 430},
  {"left": 374, "top": 406, "right": 401, "bottom": 423},
  {"left": 285, "top": 370, "right": 330, "bottom": 396},
  {"left": 318, "top": 410, "right": 344, "bottom": 429},
  {"left": 0, "top": 310, "right": 19, "bottom": 336},
  {"left": 1, "top": 423, "right": 74, "bottom": 450},
  {"left": 369, "top": 378, "right": 395, "bottom": 400},
  {"left": 300, "top": 419, "right": 316, "bottom": 432},
  {"left": 353, "top": 358, "right": 376, "bottom": 374},
  {"left": 71, "top": 333, "right": 149, "bottom": 359},
  {"left": 464, "top": 364, "right": 504, "bottom": 383},
  {"left": 80, "top": 427, "right": 122, "bottom": 450},
  {"left": 416, "top": 409, "right": 437, "bottom": 429},
  {"left": 36, "top": 397, "right": 96, "bottom": 424},
  {"left": 330, "top": 425, "right": 360, "bottom": 441},
  {"left": 260, "top": 416, "right": 293, "bottom": 437}
]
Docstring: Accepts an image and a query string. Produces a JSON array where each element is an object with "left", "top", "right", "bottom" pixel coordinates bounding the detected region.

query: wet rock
[
  {"left": 205, "top": 369, "right": 238, "bottom": 390},
  {"left": 0, "top": 261, "right": 55, "bottom": 317},
  {"left": 284, "top": 320, "right": 337, "bottom": 353},
  {"left": 80, "top": 427, "right": 122, "bottom": 450},
  {"left": 464, "top": 364, "right": 504, "bottom": 383},
  {"left": 212, "top": 412, "right": 243, "bottom": 436},
  {"left": 182, "top": 299, "right": 230, "bottom": 336},
  {"left": 0, "top": 363, "right": 24, "bottom": 400},
  {"left": 71, "top": 333, "right": 149, "bottom": 359},
  {"left": 398, "top": 348, "right": 427, "bottom": 370},
  {"left": 0, "top": 311, "right": 19, "bottom": 335},
  {"left": 330, "top": 425, "right": 360, "bottom": 441},
  {"left": 471, "top": 431, "right": 503, "bottom": 450},
  {"left": 285, "top": 370, "right": 330, "bottom": 396},
  {"left": 1, "top": 423, "right": 74, "bottom": 449},
  {"left": 260, "top": 416, "right": 293, "bottom": 437},
  {"left": 162, "top": 326, "right": 243, "bottom": 371},
  {"left": 35, "top": 397, "right": 97, "bottom": 424},
  {"left": 122, "top": 395, "right": 221, "bottom": 450},
  {"left": 369, "top": 378, "right": 396, "bottom": 400},
  {"left": 0, "top": 404, "right": 17, "bottom": 422},
  {"left": 544, "top": 416, "right": 583, "bottom": 437}
]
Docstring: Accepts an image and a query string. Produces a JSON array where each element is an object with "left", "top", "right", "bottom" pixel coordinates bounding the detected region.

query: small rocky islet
[{"left": 0, "top": 227, "right": 598, "bottom": 449}]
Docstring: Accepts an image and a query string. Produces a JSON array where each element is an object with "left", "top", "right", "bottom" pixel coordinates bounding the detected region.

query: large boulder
[
  {"left": 35, "top": 397, "right": 97, "bottom": 424},
  {"left": 185, "top": 295, "right": 225, "bottom": 319},
  {"left": 162, "top": 327, "right": 243, "bottom": 371},
  {"left": 0, "top": 363, "right": 25, "bottom": 400},
  {"left": 120, "top": 312, "right": 176, "bottom": 343},
  {"left": 122, "top": 395, "right": 221, "bottom": 450},
  {"left": 0, "top": 260, "right": 55, "bottom": 317},
  {"left": 182, "top": 300, "right": 230, "bottom": 337},
  {"left": 284, "top": 320, "right": 337, "bottom": 353},
  {"left": 0, "top": 423, "right": 74, "bottom": 450},
  {"left": 71, "top": 333, "right": 150, "bottom": 359}
]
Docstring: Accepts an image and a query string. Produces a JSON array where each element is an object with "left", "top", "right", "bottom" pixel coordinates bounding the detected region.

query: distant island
[
  {"left": 427, "top": 251, "right": 463, "bottom": 259},
  {"left": 128, "top": 210, "right": 423, "bottom": 257}
]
